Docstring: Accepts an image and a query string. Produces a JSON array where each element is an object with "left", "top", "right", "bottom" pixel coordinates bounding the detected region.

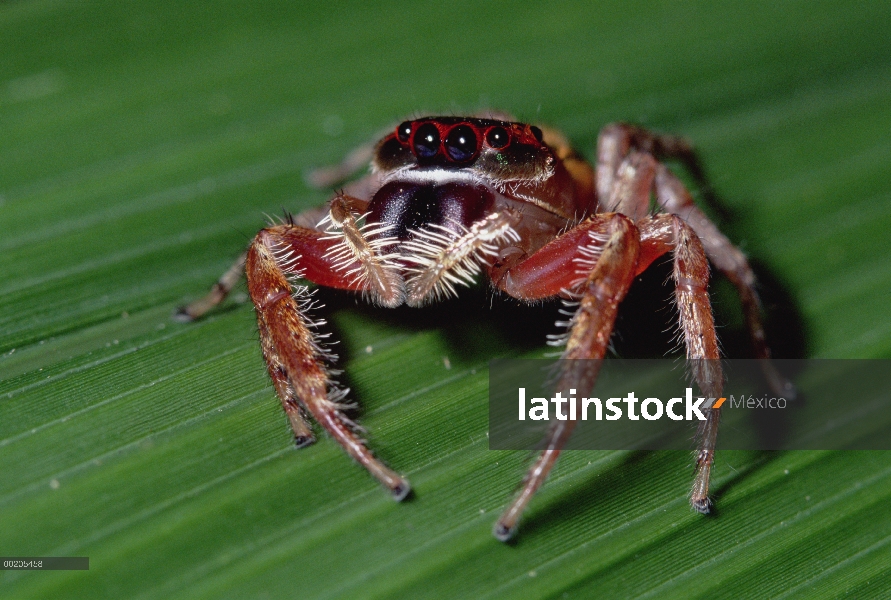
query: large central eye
[
  {"left": 444, "top": 124, "right": 478, "bottom": 162},
  {"left": 413, "top": 123, "right": 440, "bottom": 158}
]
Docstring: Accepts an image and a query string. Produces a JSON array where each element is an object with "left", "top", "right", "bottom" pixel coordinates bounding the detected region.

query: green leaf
[{"left": 2, "top": 1, "right": 890, "bottom": 598}]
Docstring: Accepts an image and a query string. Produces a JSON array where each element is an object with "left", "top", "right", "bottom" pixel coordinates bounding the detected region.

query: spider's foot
[
  {"left": 293, "top": 434, "right": 316, "bottom": 449},
  {"left": 172, "top": 305, "right": 198, "bottom": 322},
  {"left": 391, "top": 478, "right": 412, "bottom": 502},
  {"left": 691, "top": 496, "right": 712, "bottom": 514},
  {"left": 492, "top": 521, "right": 517, "bottom": 543}
]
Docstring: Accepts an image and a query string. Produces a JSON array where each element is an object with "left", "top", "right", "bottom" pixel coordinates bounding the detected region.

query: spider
[{"left": 176, "top": 115, "right": 790, "bottom": 541}]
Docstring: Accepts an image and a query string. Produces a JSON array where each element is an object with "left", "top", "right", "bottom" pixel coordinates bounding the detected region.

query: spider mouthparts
[
  {"left": 492, "top": 521, "right": 517, "bottom": 543},
  {"left": 391, "top": 480, "right": 412, "bottom": 502}
]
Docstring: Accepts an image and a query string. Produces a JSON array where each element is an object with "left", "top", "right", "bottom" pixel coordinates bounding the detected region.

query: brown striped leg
[
  {"left": 654, "top": 166, "right": 794, "bottom": 399},
  {"left": 246, "top": 225, "right": 410, "bottom": 499},
  {"left": 639, "top": 214, "right": 723, "bottom": 512},
  {"left": 257, "top": 315, "right": 315, "bottom": 447},
  {"left": 493, "top": 214, "right": 641, "bottom": 541}
]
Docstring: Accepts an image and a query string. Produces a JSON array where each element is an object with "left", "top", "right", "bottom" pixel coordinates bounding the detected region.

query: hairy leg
[
  {"left": 320, "top": 194, "right": 404, "bottom": 306},
  {"left": 639, "top": 214, "right": 723, "bottom": 512},
  {"left": 178, "top": 192, "right": 412, "bottom": 496},
  {"left": 401, "top": 211, "right": 521, "bottom": 306},
  {"left": 174, "top": 192, "right": 399, "bottom": 318},
  {"left": 597, "top": 122, "right": 793, "bottom": 397},
  {"left": 246, "top": 223, "right": 410, "bottom": 499},
  {"left": 654, "top": 166, "right": 794, "bottom": 398},
  {"left": 257, "top": 314, "right": 315, "bottom": 447},
  {"left": 492, "top": 213, "right": 641, "bottom": 541}
]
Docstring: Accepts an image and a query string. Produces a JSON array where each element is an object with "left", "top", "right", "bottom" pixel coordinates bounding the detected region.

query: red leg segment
[{"left": 490, "top": 216, "right": 611, "bottom": 300}]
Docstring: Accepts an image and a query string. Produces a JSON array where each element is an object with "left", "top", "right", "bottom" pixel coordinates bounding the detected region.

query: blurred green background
[{"left": 2, "top": 1, "right": 890, "bottom": 598}]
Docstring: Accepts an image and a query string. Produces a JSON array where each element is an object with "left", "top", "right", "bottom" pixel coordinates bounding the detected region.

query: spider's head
[{"left": 373, "top": 117, "right": 554, "bottom": 186}]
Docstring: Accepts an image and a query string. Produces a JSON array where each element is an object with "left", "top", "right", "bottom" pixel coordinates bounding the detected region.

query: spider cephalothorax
[{"left": 178, "top": 116, "right": 790, "bottom": 541}]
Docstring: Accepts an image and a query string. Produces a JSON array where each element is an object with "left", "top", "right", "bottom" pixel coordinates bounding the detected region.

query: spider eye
[
  {"left": 413, "top": 123, "right": 440, "bottom": 158},
  {"left": 444, "top": 124, "right": 478, "bottom": 161},
  {"left": 485, "top": 126, "right": 510, "bottom": 149},
  {"left": 396, "top": 121, "right": 412, "bottom": 143},
  {"left": 530, "top": 126, "right": 544, "bottom": 143}
]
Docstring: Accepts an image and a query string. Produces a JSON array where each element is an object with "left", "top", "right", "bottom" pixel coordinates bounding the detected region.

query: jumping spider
[{"left": 177, "top": 115, "right": 790, "bottom": 541}]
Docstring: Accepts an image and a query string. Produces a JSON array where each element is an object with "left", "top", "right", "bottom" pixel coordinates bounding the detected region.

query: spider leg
[
  {"left": 597, "top": 123, "right": 792, "bottom": 397},
  {"left": 176, "top": 192, "right": 403, "bottom": 318},
  {"left": 245, "top": 222, "right": 410, "bottom": 499},
  {"left": 601, "top": 150, "right": 657, "bottom": 220},
  {"left": 256, "top": 315, "right": 316, "bottom": 447},
  {"left": 638, "top": 214, "right": 723, "bottom": 512},
  {"left": 174, "top": 251, "right": 247, "bottom": 322},
  {"left": 173, "top": 205, "right": 334, "bottom": 322},
  {"left": 174, "top": 208, "right": 331, "bottom": 443},
  {"left": 654, "top": 166, "right": 794, "bottom": 398},
  {"left": 179, "top": 247, "right": 319, "bottom": 446},
  {"left": 491, "top": 213, "right": 641, "bottom": 541},
  {"left": 596, "top": 122, "right": 707, "bottom": 209},
  {"left": 179, "top": 195, "right": 410, "bottom": 497}
]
